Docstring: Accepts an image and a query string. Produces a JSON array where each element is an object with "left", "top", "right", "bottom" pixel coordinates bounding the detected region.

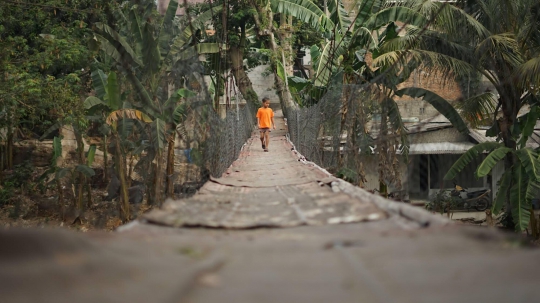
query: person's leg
[
  {"left": 260, "top": 130, "right": 265, "bottom": 149},
  {"left": 264, "top": 131, "right": 270, "bottom": 150}
]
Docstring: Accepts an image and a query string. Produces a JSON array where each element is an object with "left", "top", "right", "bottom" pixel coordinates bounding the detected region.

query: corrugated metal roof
[
  {"left": 408, "top": 142, "right": 476, "bottom": 155},
  {"left": 406, "top": 122, "right": 453, "bottom": 134},
  {"left": 468, "top": 128, "right": 497, "bottom": 143},
  {"left": 468, "top": 128, "right": 540, "bottom": 149}
]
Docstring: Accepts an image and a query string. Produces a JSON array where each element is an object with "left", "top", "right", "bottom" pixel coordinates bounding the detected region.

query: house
[{"left": 358, "top": 111, "right": 540, "bottom": 204}]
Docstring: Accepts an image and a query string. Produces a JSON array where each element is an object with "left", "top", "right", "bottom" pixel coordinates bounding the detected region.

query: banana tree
[
  {"left": 381, "top": 0, "right": 540, "bottom": 228},
  {"left": 444, "top": 138, "right": 540, "bottom": 231},
  {"left": 317, "top": 1, "right": 457, "bottom": 193},
  {"left": 40, "top": 136, "right": 96, "bottom": 221},
  {"left": 232, "top": 0, "right": 332, "bottom": 111},
  {"left": 92, "top": 0, "right": 221, "bottom": 206},
  {"left": 84, "top": 69, "right": 152, "bottom": 221}
]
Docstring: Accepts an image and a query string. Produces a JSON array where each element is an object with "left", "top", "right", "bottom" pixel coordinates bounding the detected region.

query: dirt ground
[
  {"left": 0, "top": 182, "right": 152, "bottom": 232},
  {"left": 0, "top": 185, "right": 509, "bottom": 233}
]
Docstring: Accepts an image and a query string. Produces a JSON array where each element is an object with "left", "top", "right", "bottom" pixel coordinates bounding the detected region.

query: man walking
[{"left": 256, "top": 97, "right": 275, "bottom": 152}]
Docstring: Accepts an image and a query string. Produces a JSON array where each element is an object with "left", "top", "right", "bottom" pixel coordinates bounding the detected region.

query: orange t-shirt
[{"left": 256, "top": 107, "right": 274, "bottom": 128}]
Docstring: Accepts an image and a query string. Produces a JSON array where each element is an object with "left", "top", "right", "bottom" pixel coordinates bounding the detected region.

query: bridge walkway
[{"left": 2, "top": 110, "right": 540, "bottom": 303}]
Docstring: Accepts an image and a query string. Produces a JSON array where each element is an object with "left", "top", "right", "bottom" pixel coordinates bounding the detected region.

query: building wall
[
  {"left": 395, "top": 69, "right": 464, "bottom": 120},
  {"left": 409, "top": 128, "right": 469, "bottom": 144},
  {"left": 246, "top": 65, "right": 280, "bottom": 105},
  {"left": 360, "top": 155, "right": 409, "bottom": 194}
]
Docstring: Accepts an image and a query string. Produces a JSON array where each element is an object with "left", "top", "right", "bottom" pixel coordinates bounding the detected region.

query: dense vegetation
[{"left": 0, "top": 0, "right": 539, "bottom": 232}]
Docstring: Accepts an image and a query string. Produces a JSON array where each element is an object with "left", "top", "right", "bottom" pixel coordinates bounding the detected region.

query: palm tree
[
  {"left": 381, "top": 0, "right": 540, "bottom": 230},
  {"left": 281, "top": 0, "right": 471, "bottom": 193}
]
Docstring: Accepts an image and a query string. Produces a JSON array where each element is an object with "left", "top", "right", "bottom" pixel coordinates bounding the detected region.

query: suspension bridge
[{"left": 2, "top": 108, "right": 540, "bottom": 303}]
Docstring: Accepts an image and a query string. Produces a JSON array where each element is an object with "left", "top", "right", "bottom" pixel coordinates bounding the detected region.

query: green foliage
[
  {"left": 336, "top": 167, "right": 359, "bottom": 184},
  {"left": 52, "top": 136, "right": 62, "bottom": 164},
  {"left": 1, "top": 161, "right": 34, "bottom": 205},
  {"left": 518, "top": 106, "right": 540, "bottom": 148},
  {"left": 510, "top": 165, "right": 532, "bottom": 231},
  {"left": 151, "top": 119, "right": 167, "bottom": 151},
  {"left": 271, "top": 0, "right": 333, "bottom": 32},
  {"left": 403, "top": 0, "right": 540, "bottom": 232},
  {"left": 173, "top": 104, "right": 188, "bottom": 125},
  {"left": 425, "top": 190, "right": 455, "bottom": 215},
  {"left": 443, "top": 142, "right": 503, "bottom": 180},
  {"left": 492, "top": 170, "right": 512, "bottom": 215},
  {"left": 445, "top": 140, "right": 540, "bottom": 231},
  {"left": 475, "top": 147, "right": 512, "bottom": 178},
  {"left": 516, "top": 149, "right": 540, "bottom": 181},
  {"left": 86, "top": 145, "right": 97, "bottom": 166},
  {"left": 0, "top": 181, "right": 15, "bottom": 206},
  {"left": 0, "top": 0, "right": 118, "bottom": 139},
  {"left": 395, "top": 88, "right": 469, "bottom": 134},
  {"left": 456, "top": 92, "right": 497, "bottom": 128},
  {"left": 75, "top": 165, "right": 95, "bottom": 177},
  {"left": 91, "top": 68, "right": 109, "bottom": 100},
  {"left": 106, "top": 72, "right": 121, "bottom": 111},
  {"left": 6, "top": 161, "right": 34, "bottom": 188},
  {"left": 276, "top": 61, "right": 286, "bottom": 82},
  {"left": 84, "top": 96, "right": 107, "bottom": 110}
]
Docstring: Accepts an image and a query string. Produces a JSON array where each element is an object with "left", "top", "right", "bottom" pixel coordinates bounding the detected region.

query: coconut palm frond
[
  {"left": 411, "top": 28, "right": 476, "bottom": 64},
  {"left": 433, "top": 1, "right": 491, "bottom": 41},
  {"left": 364, "top": 6, "right": 427, "bottom": 30},
  {"left": 372, "top": 49, "right": 475, "bottom": 80},
  {"left": 475, "top": 33, "right": 523, "bottom": 68},
  {"left": 515, "top": 56, "right": 540, "bottom": 91},
  {"left": 457, "top": 92, "right": 498, "bottom": 127},
  {"left": 378, "top": 30, "right": 422, "bottom": 53},
  {"left": 400, "top": 0, "right": 440, "bottom": 16}
]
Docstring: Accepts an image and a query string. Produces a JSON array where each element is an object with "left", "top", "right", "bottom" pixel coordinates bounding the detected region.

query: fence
[{"left": 283, "top": 83, "right": 488, "bottom": 203}]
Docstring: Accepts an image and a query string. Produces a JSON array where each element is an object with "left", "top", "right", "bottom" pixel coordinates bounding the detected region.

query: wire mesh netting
[
  {"left": 159, "top": 90, "right": 256, "bottom": 198},
  {"left": 283, "top": 81, "right": 501, "bottom": 207},
  {"left": 205, "top": 102, "right": 256, "bottom": 177}
]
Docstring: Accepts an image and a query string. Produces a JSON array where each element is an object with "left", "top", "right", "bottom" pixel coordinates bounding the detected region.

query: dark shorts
[{"left": 259, "top": 128, "right": 271, "bottom": 133}]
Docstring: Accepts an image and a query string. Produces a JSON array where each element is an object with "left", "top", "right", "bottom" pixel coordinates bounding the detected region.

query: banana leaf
[
  {"left": 395, "top": 87, "right": 469, "bottom": 134},
  {"left": 444, "top": 142, "right": 503, "bottom": 180},
  {"left": 475, "top": 147, "right": 512, "bottom": 178}
]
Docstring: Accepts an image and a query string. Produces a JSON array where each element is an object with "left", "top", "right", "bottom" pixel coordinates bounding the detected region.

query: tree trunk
[
  {"left": 6, "top": 124, "right": 13, "bottom": 169},
  {"left": 277, "top": 15, "right": 295, "bottom": 76},
  {"left": 74, "top": 127, "right": 86, "bottom": 211},
  {"left": 103, "top": 134, "right": 108, "bottom": 183},
  {"left": 166, "top": 128, "right": 176, "bottom": 198},
  {"left": 229, "top": 26, "right": 259, "bottom": 107},
  {"left": 378, "top": 94, "right": 389, "bottom": 197},
  {"left": 56, "top": 179, "right": 64, "bottom": 220},
  {"left": 127, "top": 155, "right": 134, "bottom": 188},
  {"left": 86, "top": 182, "right": 92, "bottom": 208},
  {"left": 114, "top": 133, "right": 130, "bottom": 221},
  {"left": 252, "top": 5, "right": 296, "bottom": 112},
  {"left": 499, "top": 94, "right": 518, "bottom": 219},
  {"left": 154, "top": 151, "right": 164, "bottom": 206},
  {"left": 0, "top": 146, "right": 4, "bottom": 182},
  {"left": 338, "top": 80, "right": 352, "bottom": 169}
]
